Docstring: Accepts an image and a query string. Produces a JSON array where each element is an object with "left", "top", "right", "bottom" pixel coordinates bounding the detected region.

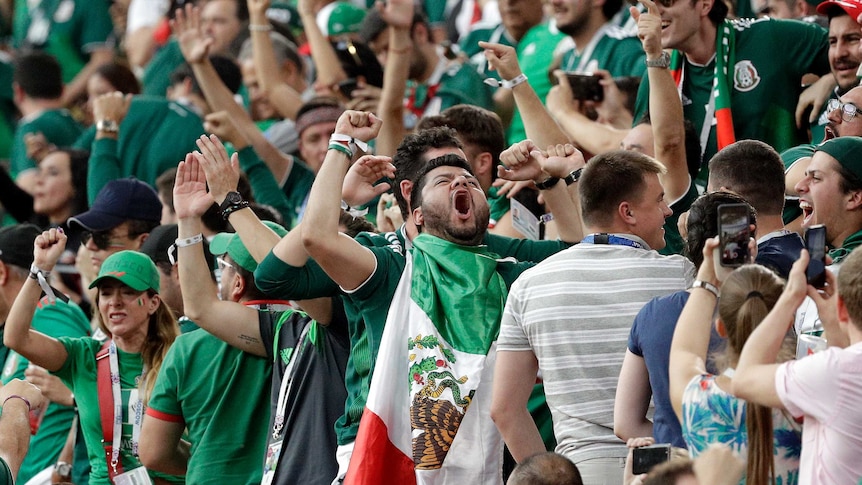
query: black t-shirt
[{"left": 258, "top": 298, "right": 350, "bottom": 485}]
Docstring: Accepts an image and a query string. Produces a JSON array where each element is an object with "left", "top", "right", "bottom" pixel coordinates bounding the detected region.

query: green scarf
[{"left": 669, "top": 20, "right": 737, "bottom": 149}]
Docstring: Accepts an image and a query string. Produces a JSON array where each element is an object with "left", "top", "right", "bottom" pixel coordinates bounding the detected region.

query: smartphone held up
[{"left": 718, "top": 203, "right": 751, "bottom": 267}]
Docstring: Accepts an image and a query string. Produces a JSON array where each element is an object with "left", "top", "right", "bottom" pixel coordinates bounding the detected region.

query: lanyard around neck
[
  {"left": 271, "top": 322, "right": 312, "bottom": 440},
  {"left": 104, "top": 341, "right": 145, "bottom": 472}
]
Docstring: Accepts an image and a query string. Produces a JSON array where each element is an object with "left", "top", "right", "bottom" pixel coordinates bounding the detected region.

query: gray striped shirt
[{"left": 499, "top": 238, "right": 695, "bottom": 463}]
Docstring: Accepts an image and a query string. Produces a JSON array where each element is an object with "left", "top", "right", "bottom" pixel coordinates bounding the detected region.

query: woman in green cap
[{"left": 4, "top": 227, "right": 181, "bottom": 485}]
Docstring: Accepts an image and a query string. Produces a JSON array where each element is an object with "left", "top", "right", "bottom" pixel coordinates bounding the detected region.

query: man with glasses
[
  {"left": 68, "top": 178, "right": 162, "bottom": 272},
  {"left": 781, "top": 85, "right": 862, "bottom": 227},
  {"left": 808, "top": 0, "right": 862, "bottom": 143}
]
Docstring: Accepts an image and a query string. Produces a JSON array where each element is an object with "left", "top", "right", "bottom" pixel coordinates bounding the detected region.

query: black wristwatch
[
  {"left": 534, "top": 176, "right": 560, "bottom": 190},
  {"left": 219, "top": 191, "right": 249, "bottom": 220},
  {"left": 562, "top": 168, "right": 583, "bottom": 185}
]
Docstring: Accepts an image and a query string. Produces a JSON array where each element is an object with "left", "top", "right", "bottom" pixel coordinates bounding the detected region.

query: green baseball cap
[
  {"left": 89, "top": 250, "right": 161, "bottom": 293},
  {"left": 317, "top": 1, "right": 366, "bottom": 37},
  {"left": 268, "top": 2, "right": 302, "bottom": 31},
  {"left": 814, "top": 136, "right": 862, "bottom": 182},
  {"left": 209, "top": 221, "right": 288, "bottom": 272}
]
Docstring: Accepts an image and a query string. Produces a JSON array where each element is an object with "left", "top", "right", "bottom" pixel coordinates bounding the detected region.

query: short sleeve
[
  {"left": 775, "top": 349, "right": 838, "bottom": 420},
  {"left": 146, "top": 341, "right": 183, "bottom": 419},
  {"left": 498, "top": 278, "right": 531, "bottom": 352},
  {"left": 628, "top": 310, "right": 645, "bottom": 356}
]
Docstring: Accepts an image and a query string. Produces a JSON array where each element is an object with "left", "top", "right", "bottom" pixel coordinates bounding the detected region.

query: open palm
[{"left": 174, "top": 154, "right": 216, "bottom": 219}]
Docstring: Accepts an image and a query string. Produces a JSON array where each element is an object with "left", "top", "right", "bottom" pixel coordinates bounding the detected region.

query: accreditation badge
[
  {"left": 113, "top": 466, "right": 150, "bottom": 485},
  {"left": 261, "top": 440, "right": 283, "bottom": 485}
]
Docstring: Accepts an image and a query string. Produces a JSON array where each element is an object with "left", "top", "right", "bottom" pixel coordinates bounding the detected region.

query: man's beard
[{"left": 421, "top": 200, "right": 490, "bottom": 246}]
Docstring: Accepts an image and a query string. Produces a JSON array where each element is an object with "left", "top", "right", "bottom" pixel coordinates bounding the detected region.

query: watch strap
[
  {"left": 534, "top": 176, "right": 560, "bottom": 190},
  {"left": 645, "top": 51, "right": 670, "bottom": 69},
  {"left": 563, "top": 168, "right": 583, "bottom": 185}
]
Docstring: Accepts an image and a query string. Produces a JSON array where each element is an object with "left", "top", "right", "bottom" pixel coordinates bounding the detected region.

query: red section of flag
[{"left": 345, "top": 410, "right": 416, "bottom": 485}]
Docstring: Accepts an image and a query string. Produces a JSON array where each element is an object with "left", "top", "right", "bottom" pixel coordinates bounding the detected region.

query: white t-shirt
[{"left": 775, "top": 342, "right": 862, "bottom": 485}]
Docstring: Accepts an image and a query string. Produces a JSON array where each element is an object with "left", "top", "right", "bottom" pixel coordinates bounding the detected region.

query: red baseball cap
[{"left": 817, "top": 0, "right": 862, "bottom": 18}]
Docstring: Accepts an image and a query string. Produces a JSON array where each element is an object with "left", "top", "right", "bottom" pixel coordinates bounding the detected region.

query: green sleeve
[
  {"left": 146, "top": 341, "right": 183, "bottom": 417},
  {"left": 484, "top": 233, "right": 572, "bottom": 262},
  {"left": 0, "top": 458, "right": 11, "bottom": 485},
  {"left": 776, "top": 19, "right": 829, "bottom": 77},
  {"left": 254, "top": 251, "right": 340, "bottom": 300},
  {"left": 87, "top": 137, "right": 122, "bottom": 205},
  {"left": 237, "top": 146, "right": 293, "bottom": 225}
]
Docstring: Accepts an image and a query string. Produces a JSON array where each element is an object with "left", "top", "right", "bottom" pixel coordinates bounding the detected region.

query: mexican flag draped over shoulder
[{"left": 345, "top": 234, "right": 508, "bottom": 485}]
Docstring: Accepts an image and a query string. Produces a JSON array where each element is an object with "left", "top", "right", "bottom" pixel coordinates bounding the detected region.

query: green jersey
[
  {"left": 83, "top": 96, "right": 206, "bottom": 203},
  {"left": 559, "top": 25, "right": 646, "bottom": 78},
  {"left": 405, "top": 57, "right": 495, "bottom": 128},
  {"left": 634, "top": 18, "right": 829, "bottom": 181},
  {"left": 507, "top": 22, "right": 568, "bottom": 145},
  {"left": 147, "top": 330, "right": 272, "bottom": 485},
  {"left": 0, "top": 297, "right": 90, "bottom": 484},
  {"left": 11, "top": 109, "right": 83, "bottom": 177},
  {"left": 54, "top": 337, "right": 184, "bottom": 485},
  {"left": 460, "top": 24, "right": 517, "bottom": 81},
  {"left": 14, "top": 0, "right": 114, "bottom": 83},
  {"left": 142, "top": 40, "right": 185, "bottom": 97}
]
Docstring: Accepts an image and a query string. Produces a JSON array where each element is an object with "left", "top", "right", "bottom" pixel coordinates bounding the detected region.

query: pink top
[{"left": 775, "top": 342, "right": 862, "bottom": 485}]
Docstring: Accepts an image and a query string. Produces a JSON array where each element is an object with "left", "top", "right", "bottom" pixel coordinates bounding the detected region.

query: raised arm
[
  {"left": 296, "top": 0, "right": 348, "bottom": 91},
  {"left": 668, "top": 238, "right": 721, "bottom": 420},
  {"left": 174, "top": 154, "right": 266, "bottom": 357},
  {"left": 301, "top": 111, "right": 386, "bottom": 290},
  {"left": 374, "top": 0, "right": 413, "bottom": 157},
  {"left": 733, "top": 252, "right": 817, "bottom": 409},
  {"left": 88, "top": 92, "right": 132, "bottom": 203},
  {"left": 635, "top": 0, "right": 689, "bottom": 202},
  {"left": 3, "top": 229, "right": 70, "bottom": 372},
  {"left": 174, "top": 4, "right": 293, "bottom": 182},
  {"left": 248, "top": 0, "right": 305, "bottom": 119},
  {"left": 195, "top": 134, "right": 283, "bottom": 262},
  {"left": 481, "top": 42, "right": 570, "bottom": 148},
  {"left": 498, "top": 140, "right": 585, "bottom": 242}
]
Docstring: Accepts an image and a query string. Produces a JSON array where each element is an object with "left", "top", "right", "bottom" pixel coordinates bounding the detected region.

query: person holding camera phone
[
  {"left": 734, "top": 249, "right": 862, "bottom": 485},
  {"left": 670, "top": 237, "right": 802, "bottom": 484}
]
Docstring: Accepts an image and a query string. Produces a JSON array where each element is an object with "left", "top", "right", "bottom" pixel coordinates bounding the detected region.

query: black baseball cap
[
  {"left": 0, "top": 224, "right": 40, "bottom": 270},
  {"left": 68, "top": 178, "right": 162, "bottom": 232}
]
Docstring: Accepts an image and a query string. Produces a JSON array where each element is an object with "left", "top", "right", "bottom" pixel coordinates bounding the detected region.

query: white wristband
[
  {"left": 175, "top": 233, "right": 203, "bottom": 248},
  {"left": 330, "top": 133, "right": 370, "bottom": 153},
  {"left": 484, "top": 73, "right": 528, "bottom": 89},
  {"left": 29, "top": 263, "right": 57, "bottom": 303}
]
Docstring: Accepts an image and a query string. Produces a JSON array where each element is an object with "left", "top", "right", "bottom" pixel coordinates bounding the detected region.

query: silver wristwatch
[{"left": 645, "top": 51, "right": 671, "bottom": 69}]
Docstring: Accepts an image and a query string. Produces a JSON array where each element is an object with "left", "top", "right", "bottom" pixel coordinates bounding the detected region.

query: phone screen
[
  {"left": 632, "top": 444, "right": 671, "bottom": 475},
  {"left": 805, "top": 224, "right": 827, "bottom": 288},
  {"left": 718, "top": 203, "right": 751, "bottom": 267},
  {"left": 566, "top": 73, "right": 604, "bottom": 102}
]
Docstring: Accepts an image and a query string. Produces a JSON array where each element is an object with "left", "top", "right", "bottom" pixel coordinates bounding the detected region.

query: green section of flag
[{"left": 410, "top": 234, "right": 507, "bottom": 354}]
